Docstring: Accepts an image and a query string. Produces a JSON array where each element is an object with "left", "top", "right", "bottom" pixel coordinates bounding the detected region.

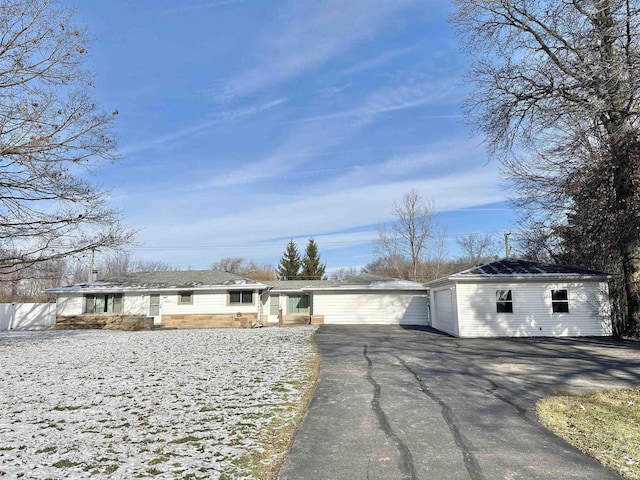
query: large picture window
[
  {"left": 85, "top": 293, "right": 123, "bottom": 314},
  {"left": 229, "top": 290, "right": 254, "bottom": 305},
  {"left": 551, "top": 289, "right": 569, "bottom": 313},
  {"left": 496, "top": 290, "right": 513, "bottom": 313},
  {"left": 288, "top": 295, "right": 310, "bottom": 314}
]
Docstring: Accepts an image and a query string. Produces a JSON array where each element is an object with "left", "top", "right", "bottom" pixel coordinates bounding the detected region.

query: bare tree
[
  {"left": 329, "top": 266, "right": 359, "bottom": 280},
  {"left": 212, "top": 257, "right": 276, "bottom": 280},
  {"left": 456, "top": 234, "right": 498, "bottom": 265},
  {"left": 375, "top": 189, "right": 436, "bottom": 281},
  {"left": 453, "top": 0, "right": 640, "bottom": 334},
  {"left": 130, "top": 260, "right": 174, "bottom": 272},
  {"left": 211, "top": 257, "right": 245, "bottom": 274},
  {"left": 0, "top": 0, "right": 133, "bottom": 277}
]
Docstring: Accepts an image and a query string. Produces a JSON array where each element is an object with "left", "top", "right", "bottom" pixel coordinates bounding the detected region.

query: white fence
[{"left": 0, "top": 303, "right": 56, "bottom": 331}]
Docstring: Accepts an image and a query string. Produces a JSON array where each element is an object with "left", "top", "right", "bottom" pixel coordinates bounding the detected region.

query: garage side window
[
  {"left": 496, "top": 290, "right": 513, "bottom": 313},
  {"left": 551, "top": 289, "right": 569, "bottom": 313}
]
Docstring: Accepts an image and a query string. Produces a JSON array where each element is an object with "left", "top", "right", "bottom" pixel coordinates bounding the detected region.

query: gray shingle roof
[
  {"left": 266, "top": 274, "right": 426, "bottom": 291},
  {"left": 47, "top": 270, "right": 265, "bottom": 292},
  {"left": 458, "top": 258, "right": 612, "bottom": 277}
]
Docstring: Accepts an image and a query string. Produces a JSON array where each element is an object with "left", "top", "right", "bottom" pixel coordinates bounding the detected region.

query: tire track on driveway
[
  {"left": 363, "top": 344, "right": 417, "bottom": 480},
  {"left": 396, "top": 355, "right": 486, "bottom": 480}
]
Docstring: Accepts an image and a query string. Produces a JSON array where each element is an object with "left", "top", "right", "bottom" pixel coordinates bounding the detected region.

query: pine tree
[
  {"left": 301, "top": 238, "right": 326, "bottom": 280},
  {"left": 277, "top": 240, "right": 301, "bottom": 280}
]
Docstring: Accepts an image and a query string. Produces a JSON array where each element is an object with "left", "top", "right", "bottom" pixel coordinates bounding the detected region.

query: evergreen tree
[
  {"left": 301, "top": 238, "right": 326, "bottom": 280},
  {"left": 277, "top": 240, "right": 301, "bottom": 280}
]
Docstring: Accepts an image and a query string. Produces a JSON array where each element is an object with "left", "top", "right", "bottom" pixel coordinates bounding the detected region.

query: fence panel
[{"left": 0, "top": 303, "right": 56, "bottom": 331}]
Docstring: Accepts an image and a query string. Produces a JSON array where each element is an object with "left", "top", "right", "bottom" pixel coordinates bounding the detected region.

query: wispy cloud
[
  {"left": 338, "top": 45, "right": 416, "bottom": 76},
  {"left": 163, "top": 0, "right": 243, "bottom": 14},
  {"left": 131, "top": 166, "right": 506, "bottom": 268},
  {"left": 298, "top": 79, "right": 452, "bottom": 123},
  {"left": 120, "top": 98, "right": 287, "bottom": 156},
  {"left": 192, "top": 114, "right": 361, "bottom": 188},
  {"left": 217, "top": 0, "right": 417, "bottom": 100},
  {"left": 197, "top": 79, "right": 453, "bottom": 189}
]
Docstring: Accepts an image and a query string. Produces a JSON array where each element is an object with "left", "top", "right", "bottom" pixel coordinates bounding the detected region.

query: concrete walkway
[{"left": 279, "top": 325, "right": 640, "bottom": 480}]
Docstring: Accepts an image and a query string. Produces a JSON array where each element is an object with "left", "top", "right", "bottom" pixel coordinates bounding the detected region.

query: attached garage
[
  {"left": 310, "top": 289, "right": 428, "bottom": 325},
  {"left": 426, "top": 258, "right": 613, "bottom": 338},
  {"left": 266, "top": 275, "right": 429, "bottom": 326}
]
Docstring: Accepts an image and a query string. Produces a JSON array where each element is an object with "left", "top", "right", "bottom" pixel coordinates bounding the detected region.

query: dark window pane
[
  {"left": 552, "top": 302, "right": 569, "bottom": 313},
  {"left": 496, "top": 290, "right": 512, "bottom": 301},
  {"left": 497, "top": 302, "right": 513, "bottom": 313},
  {"left": 179, "top": 292, "right": 192, "bottom": 304},
  {"left": 230, "top": 291, "right": 241, "bottom": 303},
  {"left": 551, "top": 290, "right": 568, "bottom": 301},
  {"left": 113, "top": 294, "right": 123, "bottom": 313},
  {"left": 85, "top": 295, "right": 95, "bottom": 313},
  {"left": 241, "top": 291, "right": 253, "bottom": 304}
]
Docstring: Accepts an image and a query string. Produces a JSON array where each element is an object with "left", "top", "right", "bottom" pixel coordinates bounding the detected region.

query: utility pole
[
  {"left": 504, "top": 232, "right": 511, "bottom": 258},
  {"left": 88, "top": 248, "right": 95, "bottom": 282}
]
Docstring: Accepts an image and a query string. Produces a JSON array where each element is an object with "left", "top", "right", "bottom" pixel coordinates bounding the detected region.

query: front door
[
  {"left": 268, "top": 294, "right": 280, "bottom": 324},
  {"left": 149, "top": 294, "right": 162, "bottom": 326}
]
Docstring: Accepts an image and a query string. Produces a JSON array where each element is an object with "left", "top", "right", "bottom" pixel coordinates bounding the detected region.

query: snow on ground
[{"left": 0, "top": 327, "right": 317, "bottom": 479}]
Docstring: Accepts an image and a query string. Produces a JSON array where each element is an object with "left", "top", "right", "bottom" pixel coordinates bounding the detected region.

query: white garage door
[
  {"left": 313, "top": 291, "right": 428, "bottom": 325},
  {"left": 433, "top": 288, "right": 456, "bottom": 335}
]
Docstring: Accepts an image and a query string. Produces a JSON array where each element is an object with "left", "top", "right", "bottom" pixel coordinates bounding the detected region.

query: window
[
  {"left": 551, "top": 289, "right": 569, "bottom": 313},
  {"left": 85, "top": 294, "right": 123, "bottom": 314},
  {"left": 288, "top": 295, "right": 310, "bottom": 314},
  {"left": 496, "top": 290, "right": 513, "bottom": 313},
  {"left": 178, "top": 292, "right": 193, "bottom": 305},
  {"left": 229, "top": 290, "right": 254, "bottom": 304}
]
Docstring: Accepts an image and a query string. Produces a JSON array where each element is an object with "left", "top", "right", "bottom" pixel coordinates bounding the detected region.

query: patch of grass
[
  {"left": 35, "top": 446, "right": 57, "bottom": 454},
  {"left": 52, "top": 405, "right": 83, "bottom": 411},
  {"left": 242, "top": 338, "right": 320, "bottom": 480},
  {"left": 52, "top": 459, "right": 80, "bottom": 468},
  {"left": 104, "top": 464, "right": 119, "bottom": 475},
  {"left": 537, "top": 386, "right": 640, "bottom": 479},
  {"left": 170, "top": 436, "right": 200, "bottom": 444}
]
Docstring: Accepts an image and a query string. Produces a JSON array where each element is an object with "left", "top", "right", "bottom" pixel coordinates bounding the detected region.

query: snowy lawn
[{"left": 0, "top": 327, "right": 317, "bottom": 479}]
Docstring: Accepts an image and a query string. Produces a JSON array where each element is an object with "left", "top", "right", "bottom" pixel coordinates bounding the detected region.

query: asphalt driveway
[{"left": 279, "top": 325, "right": 640, "bottom": 480}]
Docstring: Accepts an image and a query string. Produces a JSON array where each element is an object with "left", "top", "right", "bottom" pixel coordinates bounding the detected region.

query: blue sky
[{"left": 69, "top": 0, "right": 515, "bottom": 271}]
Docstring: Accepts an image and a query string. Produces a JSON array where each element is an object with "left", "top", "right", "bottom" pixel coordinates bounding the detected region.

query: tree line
[{"left": 452, "top": 0, "right": 640, "bottom": 336}]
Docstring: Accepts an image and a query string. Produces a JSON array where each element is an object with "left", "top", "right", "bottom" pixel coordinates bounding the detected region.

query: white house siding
[
  {"left": 160, "top": 290, "right": 260, "bottom": 316},
  {"left": 56, "top": 293, "right": 84, "bottom": 316},
  {"left": 454, "top": 280, "right": 612, "bottom": 337},
  {"left": 312, "top": 291, "right": 428, "bottom": 325},
  {"left": 123, "top": 294, "right": 147, "bottom": 315},
  {"left": 54, "top": 290, "right": 261, "bottom": 318},
  {"left": 431, "top": 287, "right": 458, "bottom": 336}
]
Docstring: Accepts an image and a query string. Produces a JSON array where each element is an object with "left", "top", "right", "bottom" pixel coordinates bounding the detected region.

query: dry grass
[
  {"left": 537, "top": 386, "right": 640, "bottom": 479},
  {"left": 244, "top": 339, "right": 320, "bottom": 480}
]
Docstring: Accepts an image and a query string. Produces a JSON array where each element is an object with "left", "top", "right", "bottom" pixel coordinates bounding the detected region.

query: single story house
[
  {"left": 46, "top": 271, "right": 429, "bottom": 329},
  {"left": 426, "top": 258, "right": 613, "bottom": 338}
]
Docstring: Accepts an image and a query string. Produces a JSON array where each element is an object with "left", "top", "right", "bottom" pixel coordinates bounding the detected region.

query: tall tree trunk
[{"left": 614, "top": 139, "right": 640, "bottom": 334}]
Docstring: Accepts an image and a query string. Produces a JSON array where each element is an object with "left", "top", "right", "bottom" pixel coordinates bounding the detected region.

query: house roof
[
  {"left": 46, "top": 271, "right": 427, "bottom": 295},
  {"left": 266, "top": 274, "right": 427, "bottom": 292},
  {"left": 425, "top": 258, "right": 614, "bottom": 287},
  {"left": 46, "top": 270, "right": 268, "bottom": 293}
]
